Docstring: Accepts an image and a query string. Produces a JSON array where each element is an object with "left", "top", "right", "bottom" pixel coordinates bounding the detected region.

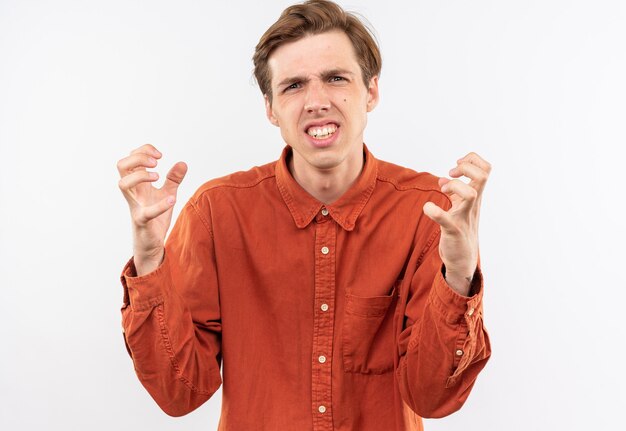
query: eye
[
  {"left": 330, "top": 76, "right": 345, "bottom": 82},
  {"left": 284, "top": 82, "right": 300, "bottom": 92}
]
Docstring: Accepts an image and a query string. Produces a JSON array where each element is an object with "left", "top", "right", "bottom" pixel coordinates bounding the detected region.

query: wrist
[
  {"left": 442, "top": 266, "right": 475, "bottom": 297},
  {"left": 133, "top": 249, "right": 165, "bottom": 276}
]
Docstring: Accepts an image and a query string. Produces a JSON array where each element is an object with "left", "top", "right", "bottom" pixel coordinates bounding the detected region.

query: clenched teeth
[{"left": 307, "top": 124, "right": 337, "bottom": 139}]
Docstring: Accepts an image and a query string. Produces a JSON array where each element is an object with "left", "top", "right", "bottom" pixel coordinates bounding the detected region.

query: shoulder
[
  {"left": 190, "top": 160, "right": 277, "bottom": 204},
  {"left": 375, "top": 159, "right": 439, "bottom": 192},
  {"left": 374, "top": 158, "right": 451, "bottom": 209}
]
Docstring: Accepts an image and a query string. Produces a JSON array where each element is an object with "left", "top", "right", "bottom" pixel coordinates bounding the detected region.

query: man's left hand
[{"left": 423, "top": 152, "right": 491, "bottom": 296}]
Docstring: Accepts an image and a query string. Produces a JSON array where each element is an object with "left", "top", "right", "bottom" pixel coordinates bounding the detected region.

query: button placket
[{"left": 311, "top": 218, "right": 336, "bottom": 430}]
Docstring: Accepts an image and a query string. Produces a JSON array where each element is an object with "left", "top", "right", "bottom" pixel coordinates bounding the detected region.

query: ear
[
  {"left": 265, "top": 95, "right": 280, "bottom": 127},
  {"left": 366, "top": 76, "right": 380, "bottom": 112}
]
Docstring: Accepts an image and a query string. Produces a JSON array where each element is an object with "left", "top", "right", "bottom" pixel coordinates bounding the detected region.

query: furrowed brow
[
  {"left": 277, "top": 75, "right": 309, "bottom": 88},
  {"left": 320, "top": 69, "right": 355, "bottom": 80},
  {"left": 277, "top": 69, "right": 356, "bottom": 88}
]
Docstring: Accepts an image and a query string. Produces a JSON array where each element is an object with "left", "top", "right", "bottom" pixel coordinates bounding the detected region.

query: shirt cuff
[
  {"left": 429, "top": 266, "right": 483, "bottom": 323},
  {"left": 120, "top": 253, "right": 171, "bottom": 311}
]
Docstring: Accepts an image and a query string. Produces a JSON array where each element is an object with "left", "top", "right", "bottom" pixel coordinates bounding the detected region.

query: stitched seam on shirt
[
  {"left": 406, "top": 320, "right": 423, "bottom": 352},
  {"left": 376, "top": 176, "right": 451, "bottom": 199},
  {"left": 191, "top": 174, "right": 278, "bottom": 230},
  {"left": 417, "top": 229, "right": 440, "bottom": 267},
  {"left": 452, "top": 322, "right": 469, "bottom": 369},
  {"left": 428, "top": 284, "right": 466, "bottom": 324},
  {"left": 195, "top": 172, "right": 277, "bottom": 196},
  {"left": 156, "top": 304, "right": 213, "bottom": 395},
  {"left": 446, "top": 321, "right": 471, "bottom": 387},
  {"left": 131, "top": 295, "right": 166, "bottom": 312},
  {"left": 276, "top": 174, "right": 308, "bottom": 227},
  {"left": 346, "top": 182, "right": 376, "bottom": 228},
  {"left": 189, "top": 200, "right": 214, "bottom": 240}
]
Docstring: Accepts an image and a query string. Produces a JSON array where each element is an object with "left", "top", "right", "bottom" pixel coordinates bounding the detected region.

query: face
[{"left": 265, "top": 31, "right": 379, "bottom": 176}]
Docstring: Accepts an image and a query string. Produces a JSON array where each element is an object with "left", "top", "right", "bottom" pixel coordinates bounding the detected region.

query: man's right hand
[{"left": 117, "top": 144, "right": 188, "bottom": 276}]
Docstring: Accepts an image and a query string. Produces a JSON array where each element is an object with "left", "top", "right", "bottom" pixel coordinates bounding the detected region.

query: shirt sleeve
[
  {"left": 120, "top": 198, "right": 222, "bottom": 417},
  {"left": 395, "top": 228, "right": 491, "bottom": 418}
]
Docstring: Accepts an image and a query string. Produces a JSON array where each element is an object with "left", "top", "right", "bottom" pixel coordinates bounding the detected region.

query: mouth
[{"left": 305, "top": 123, "right": 339, "bottom": 140}]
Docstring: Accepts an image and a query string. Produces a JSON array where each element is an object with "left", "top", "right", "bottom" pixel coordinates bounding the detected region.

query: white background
[{"left": 1, "top": 0, "right": 625, "bottom": 430}]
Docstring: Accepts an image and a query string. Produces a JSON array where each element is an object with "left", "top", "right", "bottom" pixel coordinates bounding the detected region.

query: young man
[{"left": 116, "top": 1, "right": 491, "bottom": 430}]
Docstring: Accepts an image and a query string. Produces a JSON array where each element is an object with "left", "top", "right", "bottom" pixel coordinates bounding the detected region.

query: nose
[{"left": 304, "top": 81, "right": 331, "bottom": 113}]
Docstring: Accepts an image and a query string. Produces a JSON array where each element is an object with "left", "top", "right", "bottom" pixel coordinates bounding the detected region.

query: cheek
[{"left": 277, "top": 114, "right": 300, "bottom": 140}]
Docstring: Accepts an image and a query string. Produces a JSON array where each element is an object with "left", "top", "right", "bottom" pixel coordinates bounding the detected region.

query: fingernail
[
  {"left": 149, "top": 172, "right": 158, "bottom": 179},
  {"left": 148, "top": 157, "right": 156, "bottom": 164},
  {"left": 167, "top": 197, "right": 175, "bottom": 205}
]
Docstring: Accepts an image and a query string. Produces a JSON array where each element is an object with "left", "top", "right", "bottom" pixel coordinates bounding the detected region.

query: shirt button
[
  {"left": 320, "top": 303, "right": 329, "bottom": 312},
  {"left": 455, "top": 349, "right": 464, "bottom": 356},
  {"left": 318, "top": 355, "right": 326, "bottom": 364},
  {"left": 321, "top": 246, "right": 329, "bottom": 255},
  {"left": 321, "top": 208, "right": 329, "bottom": 216},
  {"left": 468, "top": 307, "right": 475, "bottom": 316},
  {"left": 318, "top": 405, "right": 326, "bottom": 413}
]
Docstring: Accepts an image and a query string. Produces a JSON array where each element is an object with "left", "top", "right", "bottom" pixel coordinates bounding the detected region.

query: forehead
[{"left": 268, "top": 31, "right": 360, "bottom": 85}]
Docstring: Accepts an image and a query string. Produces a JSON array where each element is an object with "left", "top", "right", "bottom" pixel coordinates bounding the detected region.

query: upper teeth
[{"left": 307, "top": 125, "right": 337, "bottom": 139}]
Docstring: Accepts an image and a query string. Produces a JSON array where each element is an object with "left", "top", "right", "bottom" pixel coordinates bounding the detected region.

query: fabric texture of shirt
[{"left": 120, "top": 145, "right": 491, "bottom": 431}]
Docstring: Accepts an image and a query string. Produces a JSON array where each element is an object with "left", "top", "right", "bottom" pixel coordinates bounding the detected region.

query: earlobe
[
  {"left": 265, "top": 95, "right": 279, "bottom": 127},
  {"left": 366, "top": 76, "right": 380, "bottom": 112}
]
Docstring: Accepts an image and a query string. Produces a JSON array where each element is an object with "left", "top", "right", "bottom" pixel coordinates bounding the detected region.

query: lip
[
  {"left": 303, "top": 120, "right": 340, "bottom": 131},
  {"left": 303, "top": 121, "right": 340, "bottom": 148}
]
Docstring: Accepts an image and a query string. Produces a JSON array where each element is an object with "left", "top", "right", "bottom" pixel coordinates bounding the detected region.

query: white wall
[{"left": 1, "top": 1, "right": 624, "bottom": 430}]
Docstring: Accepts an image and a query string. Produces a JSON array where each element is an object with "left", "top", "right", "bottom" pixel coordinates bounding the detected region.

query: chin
[{"left": 307, "top": 150, "right": 347, "bottom": 170}]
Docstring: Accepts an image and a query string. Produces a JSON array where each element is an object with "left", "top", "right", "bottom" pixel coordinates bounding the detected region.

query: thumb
[
  {"left": 423, "top": 201, "right": 452, "bottom": 229},
  {"left": 162, "top": 161, "right": 188, "bottom": 195}
]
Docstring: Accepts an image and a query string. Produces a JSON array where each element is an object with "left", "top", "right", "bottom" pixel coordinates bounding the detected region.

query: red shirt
[{"left": 120, "top": 146, "right": 491, "bottom": 431}]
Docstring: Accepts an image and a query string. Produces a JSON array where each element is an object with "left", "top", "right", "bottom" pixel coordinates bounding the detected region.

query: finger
[
  {"left": 161, "top": 162, "right": 188, "bottom": 194},
  {"left": 136, "top": 196, "right": 176, "bottom": 224},
  {"left": 118, "top": 170, "right": 159, "bottom": 193},
  {"left": 438, "top": 177, "right": 450, "bottom": 189},
  {"left": 457, "top": 152, "right": 492, "bottom": 174},
  {"left": 440, "top": 179, "right": 478, "bottom": 202},
  {"left": 449, "top": 162, "right": 489, "bottom": 191},
  {"left": 117, "top": 153, "right": 158, "bottom": 176},
  {"left": 423, "top": 201, "right": 454, "bottom": 230},
  {"left": 130, "top": 144, "right": 162, "bottom": 159},
  {"left": 439, "top": 178, "right": 480, "bottom": 208}
]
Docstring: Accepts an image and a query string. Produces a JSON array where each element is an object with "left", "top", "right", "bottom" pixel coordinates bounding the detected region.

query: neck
[{"left": 289, "top": 146, "right": 364, "bottom": 205}]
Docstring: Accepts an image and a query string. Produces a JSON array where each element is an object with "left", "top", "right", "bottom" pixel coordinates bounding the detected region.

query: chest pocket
[{"left": 342, "top": 285, "right": 398, "bottom": 374}]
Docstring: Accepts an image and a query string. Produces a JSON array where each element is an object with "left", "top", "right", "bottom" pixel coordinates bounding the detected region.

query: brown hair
[{"left": 253, "top": 0, "right": 382, "bottom": 102}]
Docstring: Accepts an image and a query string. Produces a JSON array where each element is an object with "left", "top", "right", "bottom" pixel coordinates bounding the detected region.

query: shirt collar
[{"left": 275, "top": 144, "right": 378, "bottom": 231}]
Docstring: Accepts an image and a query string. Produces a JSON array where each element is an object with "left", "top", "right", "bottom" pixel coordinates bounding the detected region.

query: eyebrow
[{"left": 276, "top": 68, "right": 356, "bottom": 88}]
